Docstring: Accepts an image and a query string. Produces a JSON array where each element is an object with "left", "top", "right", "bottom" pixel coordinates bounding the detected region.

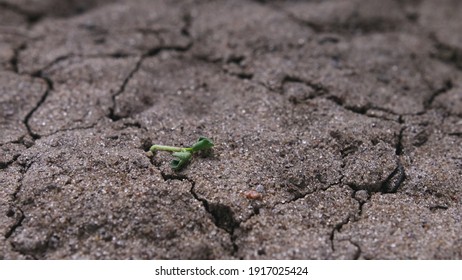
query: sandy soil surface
[{"left": 1, "top": 0, "right": 461, "bottom": 259}]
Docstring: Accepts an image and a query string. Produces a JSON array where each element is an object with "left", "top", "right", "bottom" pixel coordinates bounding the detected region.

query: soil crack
[
  {"left": 329, "top": 215, "right": 352, "bottom": 251},
  {"left": 381, "top": 162, "right": 405, "bottom": 193},
  {"left": 350, "top": 240, "right": 362, "bottom": 259},
  {"left": 107, "top": 56, "right": 144, "bottom": 121},
  {"left": 108, "top": 30, "right": 193, "bottom": 121},
  {"left": 0, "top": 154, "right": 21, "bottom": 170},
  {"left": 0, "top": 1, "right": 42, "bottom": 25},
  {"left": 159, "top": 172, "right": 239, "bottom": 256},
  {"left": 423, "top": 79, "right": 453, "bottom": 110},
  {"left": 10, "top": 43, "right": 26, "bottom": 73},
  {"left": 432, "top": 39, "right": 462, "bottom": 70},
  {"left": 24, "top": 75, "right": 53, "bottom": 140},
  {"left": 4, "top": 159, "right": 32, "bottom": 252},
  {"left": 4, "top": 207, "right": 24, "bottom": 239},
  {"left": 330, "top": 189, "right": 368, "bottom": 258}
]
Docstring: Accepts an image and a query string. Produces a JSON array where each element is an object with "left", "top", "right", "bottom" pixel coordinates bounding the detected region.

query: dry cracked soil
[{"left": 1, "top": 0, "right": 462, "bottom": 259}]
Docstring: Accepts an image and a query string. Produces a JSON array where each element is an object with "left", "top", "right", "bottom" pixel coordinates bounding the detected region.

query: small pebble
[
  {"left": 243, "top": 190, "right": 263, "bottom": 200},
  {"left": 256, "top": 184, "right": 265, "bottom": 193}
]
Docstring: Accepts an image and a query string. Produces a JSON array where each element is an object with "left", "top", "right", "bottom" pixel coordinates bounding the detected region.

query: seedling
[{"left": 148, "top": 137, "right": 214, "bottom": 171}]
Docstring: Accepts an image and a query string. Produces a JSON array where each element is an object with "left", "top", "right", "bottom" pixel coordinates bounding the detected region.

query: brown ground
[{"left": 1, "top": 0, "right": 461, "bottom": 259}]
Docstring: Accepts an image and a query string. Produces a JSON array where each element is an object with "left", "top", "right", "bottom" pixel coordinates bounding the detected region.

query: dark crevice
[
  {"left": 282, "top": 76, "right": 329, "bottom": 97},
  {"left": 432, "top": 39, "right": 462, "bottom": 70},
  {"left": 350, "top": 240, "right": 362, "bottom": 260},
  {"left": 121, "top": 120, "right": 144, "bottom": 129},
  {"left": 429, "top": 205, "right": 448, "bottom": 212},
  {"left": 225, "top": 55, "right": 245, "bottom": 65},
  {"left": 10, "top": 234, "right": 49, "bottom": 259},
  {"left": 330, "top": 189, "right": 368, "bottom": 257},
  {"left": 228, "top": 72, "right": 254, "bottom": 80},
  {"left": 0, "top": 1, "right": 43, "bottom": 25},
  {"left": 189, "top": 180, "right": 240, "bottom": 256},
  {"left": 326, "top": 95, "right": 402, "bottom": 121},
  {"left": 343, "top": 105, "right": 368, "bottom": 115},
  {"left": 395, "top": 120, "right": 405, "bottom": 156},
  {"left": 423, "top": 79, "right": 453, "bottom": 110},
  {"left": 325, "top": 95, "right": 410, "bottom": 123},
  {"left": 196, "top": 55, "right": 256, "bottom": 82},
  {"left": 207, "top": 203, "right": 239, "bottom": 235},
  {"left": 4, "top": 207, "right": 24, "bottom": 239},
  {"left": 10, "top": 43, "right": 26, "bottom": 73},
  {"left": 159, "top": 171, "right": 188, "bottom": 182},
  {"left": 329, "top": 95, "right": 398, "bottom": 117},
  {"left": 132, "top": 28, "right": 172, "bottom": 36},
  {"left": 188, "top": 179, "right": 239, "bottom": 234},
  {"left": 276, "top": 190, "right": 316, "bottom": 209},
  {"left": 351, "top": 190, "right": 369, "bottom": 219},
  {"left": 329, "top": 215, "right": 351, "bottom": 251},
  {"left": 325, "top": 95, "right": 346, "bottom": 107},
  {"left": 107, "top": 56, "right": 144, "bottom": 121},
  {"left": 0, "top": 154, "right": 21, "bottom": 170},
  {"left": 159, "top": 172, "right": 239, "bottom": 256},
  {"left": 108, "top": 52, "right": 131, "bottom": 59},
  {"left": 410, "top": 53, "right": 455, "bottom": 118},
  {"left": 380, "top": 161, "right": 406, "bottom": 193},
  {"left": 22, "top": 9, "right": 194, "bottom": 76},
  {"left": 193, "top": 55, "right": 222, "bottom": 64},
  {"left": 367, "top": 106, "right": 401, "bottom": 118},
  {"left": 144, "top": 42, "right": 193, "bottom": 58},
  {"left": 335, "top": 159, "right": 404, "bottom": 254},
  {"left": 25, "top": 37, "right": 189, "bottom": 76},
  {"left": 325, "top": 95, "right": 369, "bottom": 116},
  {"left": 31, "top": 52, "right": 140, "bottom": 77},
  {"left": 221, "top": 56, "right": 254, "bottom": 81},
  {"left": 347, "top": 161, "right": 405, "bottom": 194},
  {"left": 273, "top": 177, "right": 326, "bottom": 208},
  {"left": 108, "top": 38, "right": 193, "bottom": 121},
  {"left": 180, "top": 12, "right": 192, "bottom": 37},
  {"left": 31, "top": 54, "right": 76, "bottom": 76},
  {"left": 24, "top": 75, "right": 54, "bottom": 140},
  {"left": 251, "top": 0, "right": 273, "bottom": 4},
  {"left": 448, "top": 132, "right": 462, "bottom": 137},
  {"left": 4, "top": 160, "right": 31, "bottom": 247}
]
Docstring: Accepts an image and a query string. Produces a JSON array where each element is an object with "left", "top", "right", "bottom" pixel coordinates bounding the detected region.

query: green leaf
[
  {"left": 190, "top": 137, "right": 214, "bottom": 152},
  {"left": 170, "top": 151, "right": 192, "bottom": 170}
]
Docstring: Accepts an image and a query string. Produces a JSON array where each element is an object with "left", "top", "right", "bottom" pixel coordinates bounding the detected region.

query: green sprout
[{"left": 148, "top": 137, "right": 214, "bottom": 171}]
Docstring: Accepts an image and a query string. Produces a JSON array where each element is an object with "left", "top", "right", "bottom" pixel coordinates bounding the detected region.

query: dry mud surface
[{"left": 1, "top": 0, "right": 462, "bottom": 259}]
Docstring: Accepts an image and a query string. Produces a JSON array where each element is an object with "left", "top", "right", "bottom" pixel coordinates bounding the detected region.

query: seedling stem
[
  {"left": 150, "top": 145, "right": 192, "bottom": 153},
  {"left": 148, "top": 137, "right": 214, "bottom": 171}
]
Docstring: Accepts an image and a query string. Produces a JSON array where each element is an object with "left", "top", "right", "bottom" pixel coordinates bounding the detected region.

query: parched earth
[{"left": 1, "top": 0, "right": 461, "bottom": 259}]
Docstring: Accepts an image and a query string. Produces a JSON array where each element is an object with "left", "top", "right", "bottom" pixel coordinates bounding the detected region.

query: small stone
[{"left": 255, "top": 184, "right": 265, "bottom": 193}]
